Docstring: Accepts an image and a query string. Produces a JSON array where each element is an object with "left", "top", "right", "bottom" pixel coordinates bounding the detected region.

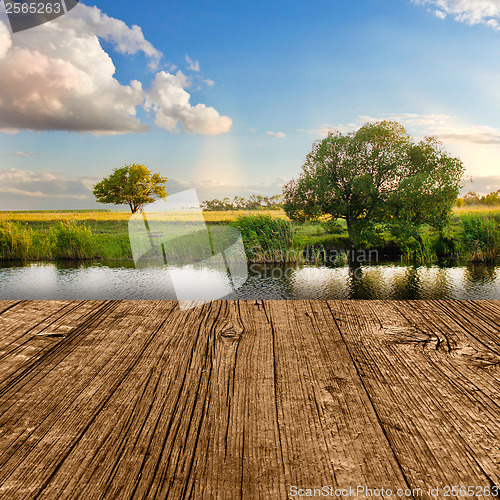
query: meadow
[{"left": 0, "top": 206, "right": 499, "bottom": 263}]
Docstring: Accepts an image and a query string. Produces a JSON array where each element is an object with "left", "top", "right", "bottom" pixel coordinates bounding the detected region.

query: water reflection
[{"left": 0, "top": 260, "right": 499, "bottom": 300}]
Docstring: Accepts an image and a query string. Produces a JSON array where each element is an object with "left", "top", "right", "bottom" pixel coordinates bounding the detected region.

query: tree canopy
[
  {"left": 93, "top": 164, "right": 168, "bottom": 213},
  {"left": 283, "top": 121, "right": 465, "bottom": 245}
]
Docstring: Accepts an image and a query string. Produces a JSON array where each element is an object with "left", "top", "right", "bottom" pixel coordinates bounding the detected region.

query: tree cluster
[
  {"left": 457, "top": 190, "right": 500, "bottom": 207},
  {"left": 201, "top": 194, "right": 282, "bottom": 211}
]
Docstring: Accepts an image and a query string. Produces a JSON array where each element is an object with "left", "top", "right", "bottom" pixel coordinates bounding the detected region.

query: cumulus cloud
[
  {"left": 0, "top": 4, "right": 231, "bottom": 135},
  {"left": 266, "top": 131, "right": 287, "bottom": 139},
  {"left": 146, "top": 71, "right": 232, "bottom": 135},
  {"left": 0, "top": 17, "right": 11, "bottom": 58},
  {"left": 413, "top": 0, "right": 500, "bottom": 30},
  {"left": 63, "top": 5, "right": 162, "bottom": 63}
]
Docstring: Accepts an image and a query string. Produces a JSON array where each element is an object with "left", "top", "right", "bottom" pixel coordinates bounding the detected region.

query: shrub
[{"left": 321, "top": 218, "right": 344, "bottom": 234}]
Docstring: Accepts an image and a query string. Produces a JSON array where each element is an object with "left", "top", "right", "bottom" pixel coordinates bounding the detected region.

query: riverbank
[{"left": 1, "top": 207, "right": 499, "bottom": 263}]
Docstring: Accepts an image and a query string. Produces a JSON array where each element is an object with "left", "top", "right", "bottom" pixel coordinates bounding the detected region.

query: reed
[
  {"left": 232, "top": 214, "right": 295, "bottom": 262},
  {"left": 51, "top": 221, "right": 97, "bottom": 260},
  {"left": 0, "top": 221, "right": 35, "bottom": 260},
  {"left": 459, "top": 214, "right": 499, "bottom": 262}
]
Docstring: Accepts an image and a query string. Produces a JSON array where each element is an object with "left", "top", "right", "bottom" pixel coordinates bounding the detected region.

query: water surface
[{"left": 1, "top": 260, "right": 499, "bottom": 300}]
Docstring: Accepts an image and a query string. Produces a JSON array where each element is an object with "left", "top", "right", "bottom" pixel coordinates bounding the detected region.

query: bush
[
  {"left": 321, "top": 218, "right": 344, "bottom": 234},
  {"left": 232, "top": 214, "right": 295, "bottom": 262}
]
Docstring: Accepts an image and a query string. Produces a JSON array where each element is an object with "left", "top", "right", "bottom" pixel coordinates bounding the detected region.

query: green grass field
[
  {"left": 0, "top": 209, "right": 287, "bottom": 224},
  {"left": 1, "top": 206, "right": 499, "bottom": 262}
]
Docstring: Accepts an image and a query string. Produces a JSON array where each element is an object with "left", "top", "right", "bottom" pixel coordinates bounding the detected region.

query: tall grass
[
  {"left": 232, "top": 214, "right": 295, "bottom": 262},
  {"left": 459, "top": 214, "right": 499, "bottom": 262},
  {"left": 400, "top": 235, "right": 437, "bottom": 265},
  {"left": 51, "top": 221, "right": 96, "bottom": 259},
  {"left": 0, "top": 221, "right": 35, "bottom": 260},
  {"left": 0, "top": 220, "right": 98, "bottom": 260},
  {"left": 1, "top": 209, "right": 288, "bottom": 224}
]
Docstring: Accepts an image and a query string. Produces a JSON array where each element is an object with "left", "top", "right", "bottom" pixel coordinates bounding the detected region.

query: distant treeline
[
  {"left": 201, "top": 194, "right": 283, "bottom": 211},
  {"left": 457, "top": 190, "right": 500, "bottom": 207}
]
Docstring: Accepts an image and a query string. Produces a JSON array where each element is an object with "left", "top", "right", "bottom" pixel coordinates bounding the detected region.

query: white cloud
[
  {"left": 203, "top": 79, "right": 215, "bottom": 87},
  {"left": 266, "top": 131, "right": 287, "bottom": 139},
  {"left": 0, "top": 168, "right": 93, "bottom": 200},
  {"left": 298, "top": 114, "right": 500, "bottom": 145},
  {"left": 0, "top": 16, "right": 11, "bottom": 58},
  {"left": 63, "top": 5, "right": 162, "bottom": 63},
  {"left": 0, "top": 4, "right": 231, "bottom": 136},
  {"left": 13, "top": 151, "right": 35, "bottom": 157},
  {"left": 413, "top": 0, "right": 500, "bottom": 30},
  {"left": 185, "top": 55, "right": 200, "bottom": 72},
  {"left": 146, "top": 71, "right": 232, "bottom": 135}
]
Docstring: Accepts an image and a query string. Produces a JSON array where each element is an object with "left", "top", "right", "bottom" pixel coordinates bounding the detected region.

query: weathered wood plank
[
  {"left": 264, "top": 300, "right": 410, "bottom": 491},
  {"left": 329, "top": 300, "right": 500, "bottom": 497},
  {"left": 0, "top": 301, "right": 106, "bottom": 388},
  {"left": 0, "top": 300, "right": 498, "bottom": 499}
]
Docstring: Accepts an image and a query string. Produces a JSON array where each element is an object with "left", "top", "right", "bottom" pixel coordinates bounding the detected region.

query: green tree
[
  {"left": 463, "top": 191, "right": 480, "bottom": 205},
  {"left": 283, "top": 121, "right": 464, "bottom": 245},
  {"left": 387, "top": 137, "right": 464, "bottom": 240},
  {"left": 93, "top": 164, "right": 168, "bottom": 213},
  {"left": 481, "top": 190, "right": 500, "bottom": 206}
]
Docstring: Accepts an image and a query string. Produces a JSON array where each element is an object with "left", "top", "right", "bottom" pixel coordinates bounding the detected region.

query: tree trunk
[{"left": 345, "top": 216, "right": 355, "bottom": 246}]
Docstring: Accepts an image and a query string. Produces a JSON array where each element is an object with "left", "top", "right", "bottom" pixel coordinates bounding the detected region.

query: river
[{"left": 1, "top": 260, "right": 499, "bottom": 300}]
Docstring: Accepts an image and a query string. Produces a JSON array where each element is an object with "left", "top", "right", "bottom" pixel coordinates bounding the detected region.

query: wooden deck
[{"left": 0, "top": 300, "right": 498, "bottom": 499}]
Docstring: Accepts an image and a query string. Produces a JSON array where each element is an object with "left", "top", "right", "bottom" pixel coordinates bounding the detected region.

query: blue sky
[{"left": 1, "top": 0, "right": 500, "bottom": 209}]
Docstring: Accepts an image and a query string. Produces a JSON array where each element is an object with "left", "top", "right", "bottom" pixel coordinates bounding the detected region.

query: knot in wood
[{"left": 220, "top": 329, "right": 241, "bottom": 340}]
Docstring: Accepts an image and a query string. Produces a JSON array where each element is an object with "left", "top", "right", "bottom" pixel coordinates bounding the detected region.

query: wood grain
[{"left": 0, "top": 300, "right": 498, "bottom": 499}]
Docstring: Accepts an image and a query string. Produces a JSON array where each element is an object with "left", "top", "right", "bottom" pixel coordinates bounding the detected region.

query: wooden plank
[
  {"left": 0, "top": 301, "right": 72, "bottom": 354},
  {"left": 0, "top": 300, "right": 133, "bottom": 489},
  {"left": 0, "top": 300, "right": 498, "bottom": 499},
  {"left": 0, "top": 301, "right": 21, "bottom": 316},
  {"left": 263, "top": 300, "right": 410, "bottom": 492},
  {"left": 330, "top": 300, "right": 500, "bottom": 497},
  {"left": 34, "top": 301, "right": 288, "bottom": 499},
  {"left": 0, "top": 301, "right": 107, "bottom": 387}
]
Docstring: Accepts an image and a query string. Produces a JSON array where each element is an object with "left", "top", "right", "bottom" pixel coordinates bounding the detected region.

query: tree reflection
[
  {"left": 392, "top": 266, "right": 421, "bottom": 299},
  {"left": 464, "top": 263, "right": 498, "bottom": 286}
]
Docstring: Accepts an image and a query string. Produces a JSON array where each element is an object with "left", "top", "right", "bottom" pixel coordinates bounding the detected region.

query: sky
[{"left": 1, "top": 0, "right": 500, "bottom": 210}]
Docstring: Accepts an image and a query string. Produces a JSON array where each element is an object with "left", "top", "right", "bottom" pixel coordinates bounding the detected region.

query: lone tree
[
  {"left": 283, "top": 121, "right": 464, "bottom": 245},
  {"left": 93, "top": 164, "right": 168, "bottom": 213}
]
